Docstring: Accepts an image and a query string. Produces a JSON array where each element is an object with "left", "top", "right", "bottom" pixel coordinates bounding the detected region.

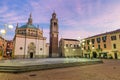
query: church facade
[{"left": 13, "top": 14, "right": 47, "bottom": 58}]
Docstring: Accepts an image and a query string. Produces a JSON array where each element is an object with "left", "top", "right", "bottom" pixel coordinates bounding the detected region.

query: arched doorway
[
  {"left": 28, "top": 42, "right": 36, "bottom": 58},
  {"left": 30, "top": 52, "right": 33, "bottom": 58},
  {"left": 92, "top": 52, "right": 97, "bottom": 58}
]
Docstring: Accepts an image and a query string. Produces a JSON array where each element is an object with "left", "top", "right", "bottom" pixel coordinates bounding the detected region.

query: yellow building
[
  {"left": 82, "top": 29, "right": 120, "bottom": 59},
  {"left": 59, "top": 38, "right": 82, "bottom": 57}
]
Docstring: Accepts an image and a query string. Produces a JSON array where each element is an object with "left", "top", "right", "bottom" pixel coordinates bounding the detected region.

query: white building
[
  {"left": 59, "top": 38, "right": 82, "bottom": 57},
  {"left": 13, "top": 14, "right": 47, "bottom": 58},
  {"left": 46, "top": 43, "right": 49, "bottom": 56}
]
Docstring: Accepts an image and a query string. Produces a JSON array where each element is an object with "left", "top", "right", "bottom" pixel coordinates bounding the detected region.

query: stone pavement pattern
[{"left": 0, "top": 59, "right": 120, "bottom": 80}]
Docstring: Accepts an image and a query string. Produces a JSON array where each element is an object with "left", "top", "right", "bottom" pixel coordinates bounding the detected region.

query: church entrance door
[
  {"left": 28, "top": 42, "right": 36, "bottom": 59},
  {"left": 30, "top": 52, "right": 33, "bottom": 58}
]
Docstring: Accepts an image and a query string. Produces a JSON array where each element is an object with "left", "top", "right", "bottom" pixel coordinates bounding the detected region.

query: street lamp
[
  {"left": 0, "top": 24, "right": 13, "bottom": 59},
  {"left": 81, "top": 47, "right": 84, "bottom": 57},
  {"left": 92, "top": 46, "right": 95, "bottom": 50},
  {"left": 0, "top": 29, "right": 6, "bottom": 59},
  {"left": 64, "top": 46, "right": 67, "bottom": 57},
  {"left": 89, "top": 42, "right": 92, "bottom": 45},
  {"left": 0, "top": 29, "right": 6, "bottom": 35},
  {"left": 89, "top": 41, "right": 95, "bottom": 59},
  {"left": 89, "top": 41, "right": 92, "bottom": 58},
  {"left": 78, "top": 37, "right": 85, "bottom": 58}
]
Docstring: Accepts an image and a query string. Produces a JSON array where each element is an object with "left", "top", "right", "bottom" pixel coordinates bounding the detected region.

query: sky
[{"left": 0, "top": 0, "right": 120, "bottom": 42}]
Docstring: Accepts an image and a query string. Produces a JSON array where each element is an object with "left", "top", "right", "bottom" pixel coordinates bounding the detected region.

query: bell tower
[{"left": 49, "top": 12, "right": 59, "bottom": 57}]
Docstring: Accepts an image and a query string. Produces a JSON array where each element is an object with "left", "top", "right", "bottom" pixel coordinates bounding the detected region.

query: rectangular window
[
  {"left": 66, "top": 44, "right": 68, "bottom": 47},
  {"left": 113, "top": 44, "right": 116, "bottom": 49},
  {"left": 96, "top": 37, "right": 101, "bottom": 43},
  {"left": 91, "top": 39, "right": 95, "bottom": 44},
  {"left": 98, "top": 45, "right": 100, "bottom": 49},
  {"left": 70, "top": 44, "right": 72, "bottom": 47},
  {"left": 104, "top": 44, "right": 106, "bottom": 48},
  {"left": 102, "top": 36, "right": 107, "bottom": 42},
  {"left": 74, "top": 45, "right": 76, "bottom": 47},
  {"left": 84, "top": 46, "right": 86, "bottom": 50},
  {"left": 111, "top": 36, "right": 117, "bottom": 40},
  {"left": 87, "top": 40, "right": 90, "bottom": 45}
]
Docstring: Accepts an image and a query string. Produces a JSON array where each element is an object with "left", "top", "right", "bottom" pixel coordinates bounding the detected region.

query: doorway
[
  {"left": 114, "top": 53, "right": 118, "bottom": 59},
  {"left": 92, "top": 52, "right": 97, "bottom": 58},
  {"left": 30, "top": 52, "right": 33, "bottom": 58}
]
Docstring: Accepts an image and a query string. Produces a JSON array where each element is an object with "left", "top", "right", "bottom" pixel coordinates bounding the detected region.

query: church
[{"left": 13, "top": 13, "right": 47, "bottom": 58}]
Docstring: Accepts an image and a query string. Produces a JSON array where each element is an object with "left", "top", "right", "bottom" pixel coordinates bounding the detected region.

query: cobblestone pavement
[{"left": 0, "top": 59, "right": 120, "bottom": 80}]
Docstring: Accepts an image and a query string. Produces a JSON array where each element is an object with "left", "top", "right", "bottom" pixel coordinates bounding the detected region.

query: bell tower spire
[
  {"left": 52, "top": 11, "right": 56, "bottom": 19},
  {"left": 28, "top": 13, "right": 32, "bottom": 25},
  {"left": 49, "top": 12, "right": 59, "bottom": 57}
]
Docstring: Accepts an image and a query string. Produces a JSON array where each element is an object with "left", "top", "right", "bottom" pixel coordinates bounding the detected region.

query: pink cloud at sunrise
[{"left": 0, "top": 0, "right": 120, "bottom": 42}]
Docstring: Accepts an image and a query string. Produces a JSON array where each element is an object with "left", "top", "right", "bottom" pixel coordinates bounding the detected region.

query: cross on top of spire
[
  {"left": 28, "top": 13, "right": 32, "bottom": 25},
  {"left": 52, "top": 11, "right": 56, "bottom": 19},
  {"left": 30, "top": 13, "right": 32, "bottom": 18}
]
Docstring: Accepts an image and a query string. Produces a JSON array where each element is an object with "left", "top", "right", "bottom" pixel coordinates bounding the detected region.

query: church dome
[
  {"left": 19, "top": 13, "right": 37, "bottom": 29},
  {"left": 19, "top": 24, "right": 37, "bottom": 29}
]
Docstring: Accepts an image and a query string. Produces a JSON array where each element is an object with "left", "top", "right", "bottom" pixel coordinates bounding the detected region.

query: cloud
[
  {"left": 60, "top": 0, "right": 120, "bottom": 34},
  {"left": 0, "top": 6, "right": 8, "bottom": 14},
  {"left": 0, "top": 0, "right": 120, "bottom": 41}
]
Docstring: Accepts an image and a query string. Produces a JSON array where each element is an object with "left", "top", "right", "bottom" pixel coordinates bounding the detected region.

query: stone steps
[{"left": 0, "top": 61, "right": 103, "bottom": 73}]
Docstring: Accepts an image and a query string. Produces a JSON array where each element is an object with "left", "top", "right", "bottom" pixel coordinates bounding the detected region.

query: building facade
[
  {"left": 46, "top": 43, "right": 49, "bottom": 56},
  {"left": 82, "top": 29, "right": 120, "bottom": 59},
  {"left": 59, "top": 38, "right": 82, "bottom": 57},
  {"left": 6, "top": 40, "right": 13, "bottom": 58},
  {"left": 49, "top": 12, "right": 59, "bottom": 57},
  {"left": 0, "top": 36, "right": 7, "bottom": 59},
  {"left": 13, "top": 14, "right": 47, "bottom": 59}
]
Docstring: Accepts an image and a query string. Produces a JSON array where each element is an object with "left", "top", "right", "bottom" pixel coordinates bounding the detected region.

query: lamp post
[
  {"left": 91, "top": 46, "right": 95, "bottom": 59},
  {"left": 81, "top": 42, "right": 85, "bottom": 57},
  {"left": 78, "top": 37, "right": 85, "bottom": 58},
  {"left": 0, "top": 24, "right": 13, "bottom": 59},
  {"left": 89, "top": 41, "right": 92, "bottom": 58},
  {"left": 89, "top": 41, "right": 95, "bottom": 59},
  {"left": 81, "top": 47, "right": 84, "bottom": 58},
  {"left": 64, "top": 46, "right": 68, "bottom": 58}
]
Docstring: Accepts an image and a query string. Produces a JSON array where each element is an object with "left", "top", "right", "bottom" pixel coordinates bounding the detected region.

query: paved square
[
  {"left": 0, "top": 58, "right": 102, "bottom": 72},
  {"left": 0, "top": 59, "right": 119, "bottom": 80}
]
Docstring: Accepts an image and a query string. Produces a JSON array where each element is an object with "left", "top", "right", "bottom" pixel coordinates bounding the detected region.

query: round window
[
  {"left": 40, "top": 48, "right": 42, "bottom": 51},
  {"left": 20, "top": 47, "right": 23, "bottom": 50}
]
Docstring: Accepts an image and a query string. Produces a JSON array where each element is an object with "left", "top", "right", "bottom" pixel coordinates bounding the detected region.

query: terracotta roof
[
  {"left": 87, "top": 29, "right": 120, "bottom": 39},
  {"left": 62, "top": 38, "right": 79, "bottom": 41}
]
